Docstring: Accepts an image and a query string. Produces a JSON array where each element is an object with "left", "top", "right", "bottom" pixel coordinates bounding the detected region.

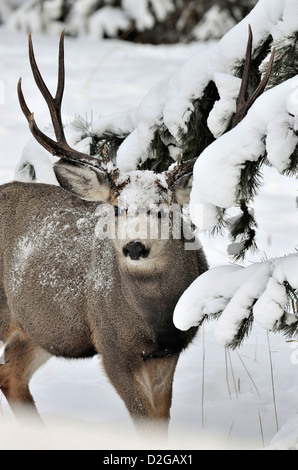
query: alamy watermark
[
  {"left": 0, "top": 341, "right": 4, "bottom": 365},
  {"left": 94, "top": 203, "right": 204, "bottom": 250}
]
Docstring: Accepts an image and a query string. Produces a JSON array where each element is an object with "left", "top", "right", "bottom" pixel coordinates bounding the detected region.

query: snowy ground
[{"left": 0, "top": 27, "right": 297, "bottom": 450}]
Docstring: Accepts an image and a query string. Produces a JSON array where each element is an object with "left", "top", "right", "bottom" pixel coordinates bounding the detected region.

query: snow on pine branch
[
  {"left": 190, "top": 74, "right": 298, "bottom": 232},
  {"left": 170, "top": 0, "right": 298, "bottom": 346},
  {"left": 108, "top": 0, "right": 296, "bottom": 172},
  {"left": 173, "top": 253, "right": 298, "bottom": 349}
]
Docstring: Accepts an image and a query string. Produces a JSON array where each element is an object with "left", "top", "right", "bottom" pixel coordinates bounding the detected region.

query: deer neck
[{"left": 118, "top": 250, "right": 194, "bottom": 317}]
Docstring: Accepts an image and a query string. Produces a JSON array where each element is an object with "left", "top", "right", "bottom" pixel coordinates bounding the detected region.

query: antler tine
[
  {"left": 231, "top": 25, "right": 275, "bottom": 128},
  {"left": 56, "top": 28, "right": 65, "bottom": 105},
  {"left": 18, "top": 77, "right": 91, "bottom": 164},
  {"left": 166, "top": 25, "right": 275, "bottom": 188},
  {"left": 18, "top": 30, "right": 104, "bottom": 170},
  {"left": 232, "top": 24, "right": 253, "bottom": 127},
  {"left": 244, "top": 46, "right": 275, "bottom": 114},
  {"left": 165, "top": 156, "right": 196, "bottom": 188},
  {"left": 28, "top": 29, "right": 66, "bottom": 144}
]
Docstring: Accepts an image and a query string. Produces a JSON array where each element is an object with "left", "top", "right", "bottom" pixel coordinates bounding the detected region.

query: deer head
[{"left": 17, "top": 30, "right": 199, "bottom": 271}]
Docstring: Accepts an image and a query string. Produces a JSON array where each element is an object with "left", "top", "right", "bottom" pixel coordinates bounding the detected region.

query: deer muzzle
[{"left": 123, "top": 241, "right": 150, "bottom": 261}]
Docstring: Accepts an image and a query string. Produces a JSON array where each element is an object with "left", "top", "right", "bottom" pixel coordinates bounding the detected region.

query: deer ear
[
  {"left": 172, "top": 173, "right": 193, "bottom": 205},
  {"left": 53, "top": 160, "right": 112, "bottom": 202}
]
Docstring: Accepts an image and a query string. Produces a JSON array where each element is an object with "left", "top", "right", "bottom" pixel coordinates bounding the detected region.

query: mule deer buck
[
  {"left": 0, "top": 27, "right": 274, "bottom": 431},
  {"left": 0, "top": 31, "right": 208, "bottom": 430}
]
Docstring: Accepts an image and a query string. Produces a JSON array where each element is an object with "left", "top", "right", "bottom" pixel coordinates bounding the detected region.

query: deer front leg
[
  {"left": 101, "top": 350, "right": 179, "bottom": 432},
  {"left": 0, "top": 330, "right": 50, "bottom": 425},
  {"left": 134, "top": 355, "right": 179, "bottom": 422}
]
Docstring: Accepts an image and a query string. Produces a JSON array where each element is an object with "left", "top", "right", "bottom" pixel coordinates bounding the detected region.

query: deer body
[
  {"left": 0, "top": 178, "right": 207, "bottom": 425},
  {"left": 0, "top": 24, "right": 209, "bottom": 422},
  {"left": 1, "top": 25, "right": 270, "bottom": 429}
]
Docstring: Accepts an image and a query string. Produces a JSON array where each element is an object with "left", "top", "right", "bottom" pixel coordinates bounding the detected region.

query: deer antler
[
  {"left": 166, "top": 25, "right": 275, "bottom": 187},
  {"left": 165, "top": 154, "right": 196, "bottom": 188},
  {"left": 230, "top": 25, "right": 275, "bottom": 128},
  {"left": 18, "top": 30, "right": 107, "bottom": 172}
]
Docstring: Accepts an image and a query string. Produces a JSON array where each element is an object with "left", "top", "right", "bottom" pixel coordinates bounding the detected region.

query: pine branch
[
  {"left": 263, "top": 32, "right": 298, "bottom": 90},
  {"left": 178, "top": 81, "right": 220, "bottom": 161},
  {"left": 272, "top": 282, "right": 298, "bottom": 338},
  {"left": 227, "top": 200, "right": 258, "bottom": 261},
  {"left": 282, "top": 142, "right": 298, "bottom": 177},
  {"left": 236, "top": 156, "right": 265, "bottom": 202},
  {"left": 144, "top": 126, "right": 176, "bottom": 172},
  {"left": 225, "top": 312, "right": 254, "bottom": 350},
  {"left": 71, "top": 114, "right": 128, "bottom": 161}
]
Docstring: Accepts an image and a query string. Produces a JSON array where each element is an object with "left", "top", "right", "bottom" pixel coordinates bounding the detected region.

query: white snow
[
  {"left": 150, "top": 0, "right": 174, "bottom": 23},
  {"left": 192, "top": 5, "right": 236, "bottom": 42},
  {"left": 15, "top": 137, "right": 59, "bottom": 185},
  {"left": 111, "top": 0, "right": 291, "bottom": 168},
  {"left": 190, "top": 76, "right": 298, "bottom": 231},
  {"left": 6, "top": 0, "right": 66, "bottom": 36},
  {"left": 118, "top": 170, "right": 169, "bottom": 209},
  {"left": 207, "top": 72, "right": 241, "bottom": 138},
  {"left": 88, "top": 7, "right": 130, "bottom": 40},
  {"left": 122, "top": 0, "right": 154, "bottom": 32},
  {"left": 174, "top": 255, "right": 298, "bottom": 345},
  {"left": 12, "top": 0, "right": 177, "bottom": 41},
  {"left": 0, "top": 7, "right": 298, "bottom": 449}
]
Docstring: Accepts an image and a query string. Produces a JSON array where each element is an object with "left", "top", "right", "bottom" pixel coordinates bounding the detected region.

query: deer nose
[{"left": 123, "top": 241, "right": 150, "bottom": 261}]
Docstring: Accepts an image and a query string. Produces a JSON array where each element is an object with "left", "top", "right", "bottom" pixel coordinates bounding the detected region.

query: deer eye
[{"left": 114, "top": 206, "right": 126, "bottom": 216}]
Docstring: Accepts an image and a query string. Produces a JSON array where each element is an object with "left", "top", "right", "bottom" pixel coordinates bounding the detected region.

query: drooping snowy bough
[
  {"left": 174, "top": 254, "right": 298, "bottom": 349},
  {"left": 172, "top": 0, "right": 298, "bottom": 347}
]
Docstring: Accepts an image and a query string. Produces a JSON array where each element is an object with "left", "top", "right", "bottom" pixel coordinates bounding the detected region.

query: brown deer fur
[{"left": 0, "top": 178, "right": 208, "bottom": 428}]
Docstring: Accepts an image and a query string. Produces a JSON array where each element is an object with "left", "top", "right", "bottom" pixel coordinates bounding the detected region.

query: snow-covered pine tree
[
  {"left": 0, "top": 0, "right": 23, "bottom": 24},
  {"left": 191, "top": 0, "right": 258, "bottom": 41},
  {"left": 1, "top": 0, "right": 257, "bottom": 43},
  {"left": 170, "top": 0, "right": 298, "bottom": 348},
  {"left": 90, "top": 0, "right": 296, "bottom": 251}
]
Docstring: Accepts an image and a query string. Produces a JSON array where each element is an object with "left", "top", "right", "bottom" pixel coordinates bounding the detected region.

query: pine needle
[
  {"left": 258, "top": 411, "right": 265, "bottom": 448},
  {"left": 225, "top": 349, "right": 232, "bottom": 400},
  {"left": 266, "top": 332, "right": 279, "bottom": 432},
  {"left": 227, "top": 350, "right": 239, "bottom": 399},
  {"left": 236, "top": 351, "right": 260, "bottom": 397}
]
